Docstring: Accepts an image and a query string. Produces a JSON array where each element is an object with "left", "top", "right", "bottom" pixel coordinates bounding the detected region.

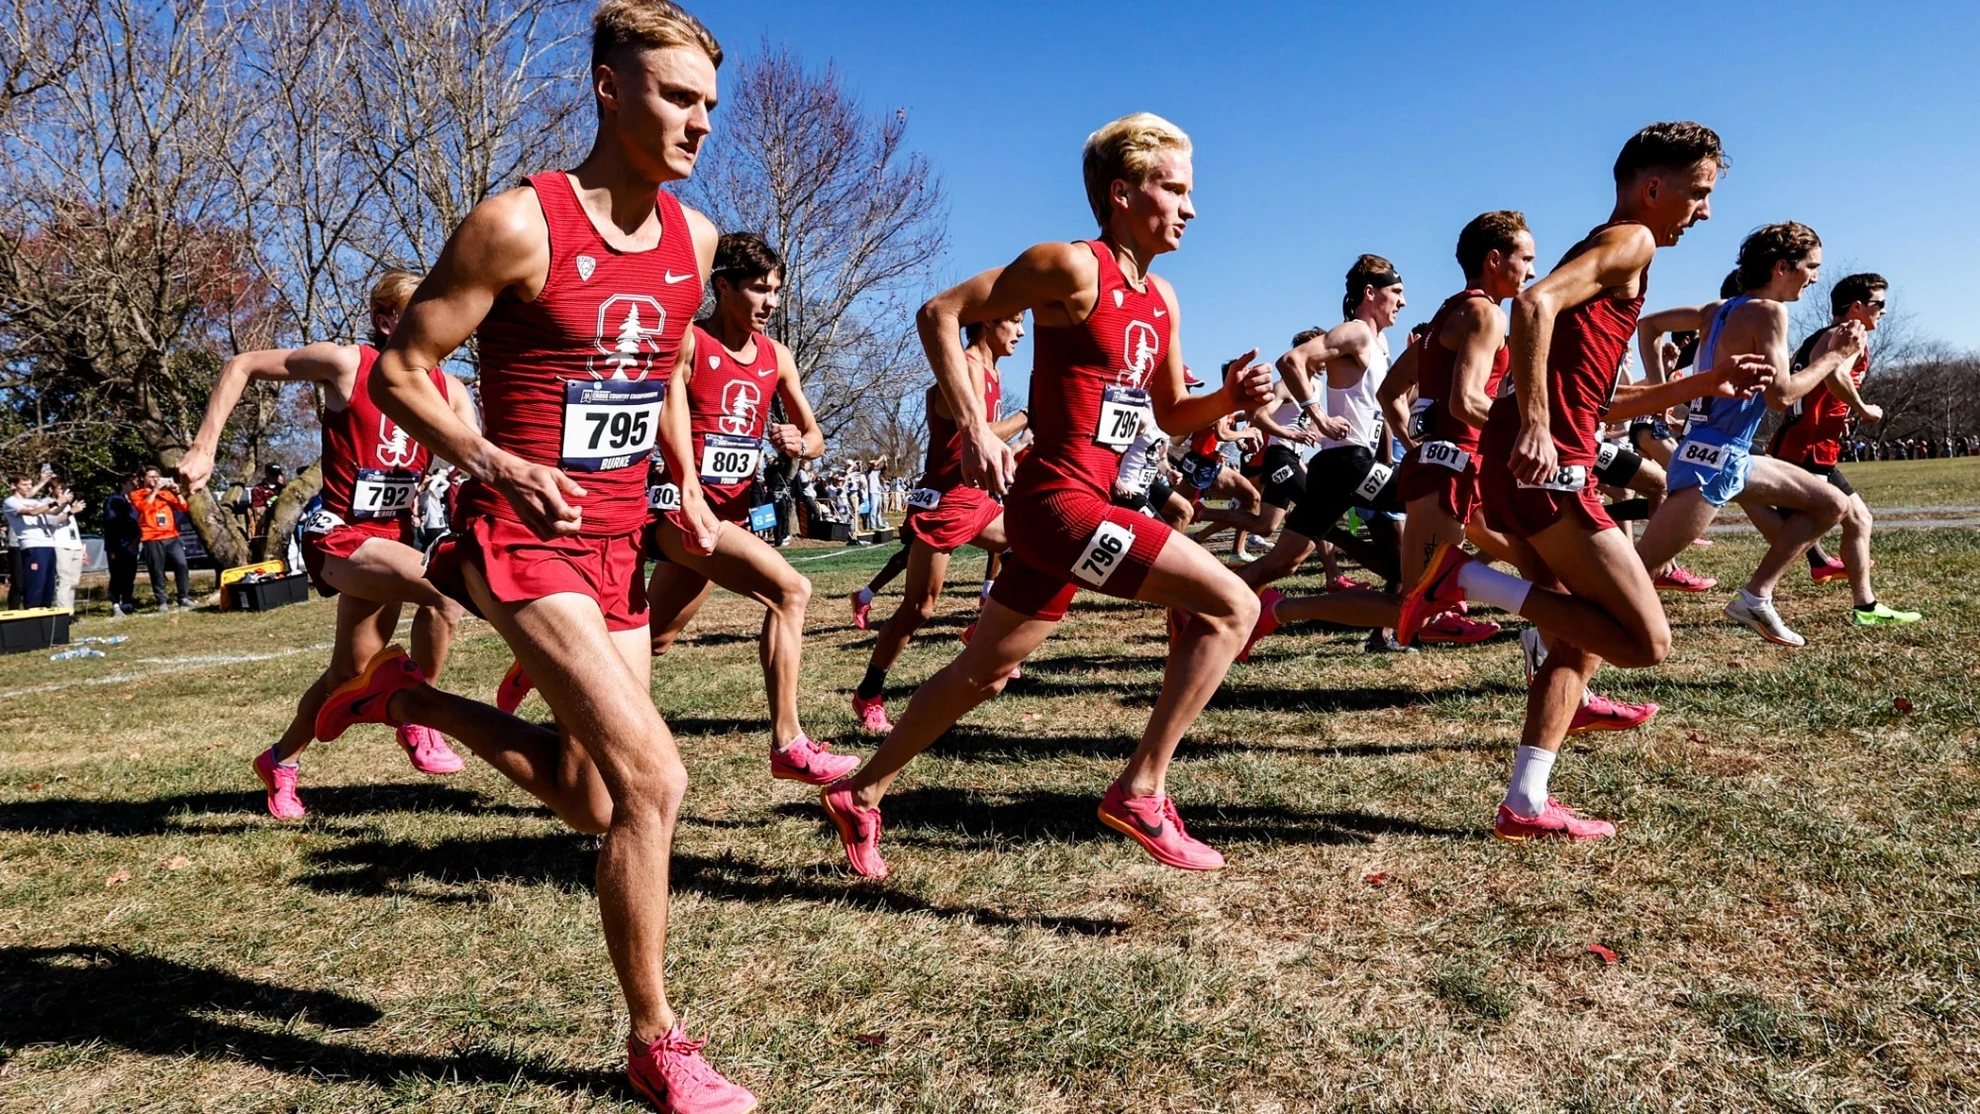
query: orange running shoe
[
  {"left": 1397, "top": 542, "right": 1468, "bottom": 646},
  {"left": 495, "top": 659, "right": 533, "bottom": 715},
  {"left": 314, "top": 645, "right": 424, "bottom": 742}
]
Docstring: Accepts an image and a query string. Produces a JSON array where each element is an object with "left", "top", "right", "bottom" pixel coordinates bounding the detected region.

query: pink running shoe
[
  {"left": 1097, "top": 782, "right": 1225, "bottom": 870},
  {"left": 849, "top": 587, "right": 874, "bottom": 631},
  {"left": 315, "top": 645, "right": 424, "bottom": 742},
  {"left": 1493, "top": 798, "right": 1616, "bottom": 842},
  {"left": 851, "top": 692, "right": 892, "bottom": 734},
  {"left": 1237, "top": 588, "right": 1283, "bottom": 663},
  {"left": 252, "top": 748, "right": 305, "bottom": 820},
  {"left": 495, "top": 659, "right": 533, "bottom": 715},
  {"left": 1325, "top": 575, "right": 1367, "bottom": 593},
  {"left": 397, "top": 723, "right": 465, "bottom": 775},
  {"left": 770, "top": 733, "right": 859, "bottom": 785},
  {"left": 626, "top": 1026, "right": 757, "bottom": 1114},
  {"left": 959, "top": 620, "right": 975, "bottom": 645},
  {"left": 1811, "top": 558, "right": 1848, "bottom": 585},
  {"left": 1653, "top": 566, "right": 1717, "bottom": 593},
  {"left": 1418, "top": 613, "right": 1502, "bottom": 645},
  {"left": 1689, "top": 537, "right": 1715, "bottom": 547},
  {"left": 820, "top": 782, "right": 887, "bottom": 878},
  {"left": 1567, "top": 693, "right": 1660, "bottom": 736},
  {"left": 1397, "top": 542, "right": 1469, "bottom": 646}
]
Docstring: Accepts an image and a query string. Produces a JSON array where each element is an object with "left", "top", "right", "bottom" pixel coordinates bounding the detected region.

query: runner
[
  {"left": 1398, "top": 122, "right": 1771, "bottom": 842},
  {"left": 318, "top": 5, "right": 756, "bottom": 1108},
  {"left": 1627, "top": 329, "right": 1717, "bottom": 592},
  {"left": 818, "top": 112, "right": 1273, "bottom": 878},
  {"left": 638, "top": 232, "right": 856, "bottom": 781},
  {"left": 175, "top": 269, "right": 471, "bottom": 819},
  {"left": 851, "top": 313, "right": 1030, "bottom": 733},
  {"left": 1633, "top": 226, "right": 1869, "bottom": 647},
  {"left": 1756, "top": 271, "right": 1916, "bottom": 623}
]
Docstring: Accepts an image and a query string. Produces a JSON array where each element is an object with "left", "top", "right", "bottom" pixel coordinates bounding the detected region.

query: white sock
[
  {"left": 854, "top": 586, "right": 873, "bottom": 605},
  {"left": 1737, "top": 586, "right": 1768, "bottom": 606},
  {"left": 1504, "top": 745, "right": 1555, "bottom": 817},
  {"left": 1458, "top": 561, "right": 1533, "bottom": 614},
  {"left": 981, "top": 579, "right": 994, "bottom": 601}
]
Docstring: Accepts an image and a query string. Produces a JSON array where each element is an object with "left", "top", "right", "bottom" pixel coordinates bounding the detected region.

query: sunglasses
[{"left": 1863, "top": 300, "right": 1886, "bottom": 310}]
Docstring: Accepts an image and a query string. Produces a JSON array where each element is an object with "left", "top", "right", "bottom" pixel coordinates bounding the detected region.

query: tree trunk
[
  {"left": 187, "top": 487, "right": 252, "bottom": 570},
  {"left": 263, "top": 460, "right": 322, "bottom": 566}
]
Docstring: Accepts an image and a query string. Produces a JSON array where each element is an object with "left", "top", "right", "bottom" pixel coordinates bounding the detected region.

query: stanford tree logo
[{"left": 590, "top": 295, "right": 669, "bottom": 380}]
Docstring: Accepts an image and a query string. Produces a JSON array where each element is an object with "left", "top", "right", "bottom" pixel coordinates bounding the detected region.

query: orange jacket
[{"left": 130, "top": 487, "right": 187, "bottom": 542}]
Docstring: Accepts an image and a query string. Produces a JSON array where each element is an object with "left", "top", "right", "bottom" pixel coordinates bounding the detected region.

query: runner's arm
[
  {"left": 1275, "top": 321, "right": 1362, "bottom": 437},
  {"left": 1824, "top": 355, "right": 1880, "bottom": 421},
  {"left": 1611, "top": 350, "right": 1774, "bottom": 421},
  {"left": 1635, "top": 304, "right": 1711, "bottom": 389},
  {"left": 179, "top": 344, "right": 358, "bottom": 491},
  {"left": 1251, "top": 382, "right": 1316, "bottom": 444},
  {"left": 1378, "top": 337, "right": 1421, "bottom": 453},
  {"left": 1447, "top": 301, "right": 1504, "bottom": 430},
  {"left": 1146, "top": 277, "right": 1272, "bottom": 436},
  {"left": 988, "top": 408, "right": 1029, "bottom": 441},
  {"left": 1506, "top": 224, "right": 1656, "bottom": 483},
  {"left": 370, "top": 188, "right": 587, "bottom": 538},
  {"left": 768, "top": 339, "right": 826, "bottom": 460},
  {"left": 1767, "top": 317, "right": 1866, "bottom": 409},
  {"left": 442, "top": 374, "right": 482, "bottom": 436}
]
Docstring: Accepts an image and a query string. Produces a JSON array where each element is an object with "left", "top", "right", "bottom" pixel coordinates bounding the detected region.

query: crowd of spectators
[{"left": 1841, "top": 435, "right": 1980, "bottom": 462}]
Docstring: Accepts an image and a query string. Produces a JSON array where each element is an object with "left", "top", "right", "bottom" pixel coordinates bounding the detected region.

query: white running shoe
[
  {"left": 1519, "top": 627, "right": 1547, "bottom": 683},
  {"left": 1724, "top": 593, "right": 1806, "bottom": 648}
]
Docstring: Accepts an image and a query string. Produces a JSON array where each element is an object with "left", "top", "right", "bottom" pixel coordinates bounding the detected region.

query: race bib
[
  {"left": 1353, "top": 461, "right": 1393, "bottom": 502},
  {"left": 1595, "top": 441, "right": 1622, "bottom": 470},
  {"left": 1095, "top": 386, "right": 1149, "bottom": 450},
  {"left": 1408, "top": 397, "right": 1435, "bottom": 440},
  {"left": 647, "top": 483, "right": 681, "bottom": 512},
  {"left": 1517, "top": 465, "right": 1589, "bottom": 493},
  {"left": 1072, "top": 518, "right": 1137, "bottom": 587},
  {"left": 561, "top": 379, "right": 663, "bottom": 472},
  {"left": 1417, "top": 441, "right": 1470, "bottom": 472},
  {"left": 350, "top": 468, "right": 416, "bottom": 520},
  {"left": 1183, "top": 453, "right": 1221, "bottom": 490},
  {"left": 301, "top": 508, "right": 347, "bottom": 535},
  {"left": 1676, "top": 439, "right": 1727, "bottom": 472},
  {"left": 698, "top": 433, "right": 761, "bottom": 484},
  {"left": 905, "top": 487, "right": 942, "bottom": 511}
]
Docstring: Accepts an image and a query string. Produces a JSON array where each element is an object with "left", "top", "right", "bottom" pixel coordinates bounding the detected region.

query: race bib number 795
[
  {"left": 562, "top": 379, "right": 663, "bottom": 472},
  {"left": 1073, "top": 519, "right": 1137, "bottom": 588}
]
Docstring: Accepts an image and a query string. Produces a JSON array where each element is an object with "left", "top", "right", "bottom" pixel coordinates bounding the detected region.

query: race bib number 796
[{"left": 1073, "top": 519, "right": 1137, "bottom": 588}]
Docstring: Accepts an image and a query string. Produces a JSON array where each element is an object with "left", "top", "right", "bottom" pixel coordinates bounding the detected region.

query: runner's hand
[
  {"left": 676, "top": 485, "right": 721, "bottom": 555},
  {"left": 1221, "top": 350, "right": 1274, "bottom": 409},
  {"left": 961, "top": 422, "right": 1016, "bottom": 496},
  {"left": 1860, "top": 403, "right": 1884, "bottom": 423},
  {"left": 495, "top": 457, "right": 585, "bottom": 539},
  {"left": 175, "top": 448, "right": 214, "bottom": 493},
  {"left": 1833, "top": 320, "right": 1868, "bottom": 357},
  {"left": 768, "top": 423, "right": 804, "bottom": 456},
  {"left": 1314, "top": 414, "right": 1352, "bottom": 442},
  {"left": 1510, "top": 420, "right": 1558, "bottom": 486},
  {"left": 1705, "top": 352, "right": 1775, "bottom": 399}
]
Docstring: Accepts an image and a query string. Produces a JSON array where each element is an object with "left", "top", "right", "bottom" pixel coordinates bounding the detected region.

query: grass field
[{"left": 3, "top": 458, "right": 1977, "bottom": 1113}]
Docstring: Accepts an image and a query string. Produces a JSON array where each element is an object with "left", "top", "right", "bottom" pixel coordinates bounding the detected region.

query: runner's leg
[
  {"left": 867, "top": 542, "right": 953, "bottom": 676},
  {"left": 269, "top": 592, "right": 400, "bottom": 765},
  {"left": 1729, "top": 458, "right": 1846, "bottom": 597}
]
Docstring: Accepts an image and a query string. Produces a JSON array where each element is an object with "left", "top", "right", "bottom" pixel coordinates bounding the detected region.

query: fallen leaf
[
  {"left": 121, "top": 693, "right": 134, "bottom": 701},
  {"left": 27, "top": 784, "right": 41, "bottom": 792},
  {"left": 854, "top": 1032, "right": 887, "bottom": 1047},
  {"left": 161, "top": 855, "right": 191, "bottom": 871},
  {"left": 1727, "top": 659, "right": 1746, "bottom": 670},
  {"left": 1363, "top": 872, "right": 1392, "bottom": 888},
  {"left": 105, "top": 870, "right": 131, "bottom": 886},
  {"left": 1687, "top": 731, "right": 1707, "bottom": 744},
  {"left": 124, "top": 751, "right": 140, "bottom": 761},
  {"left": 53, "top": 774, "right": 66, "bottom": 781},
  {"left": 1587, "top": 943, "right": 1619, "bottom": 964},
  {"left": 1894, "top": 696, "right": 1914, "bottom": 714}
]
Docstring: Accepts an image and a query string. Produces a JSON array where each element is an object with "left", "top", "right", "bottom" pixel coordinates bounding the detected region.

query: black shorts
[
  {"left": 1594, "top": 442, "right": 1645, "bottom": 488},
  {"left": 1147, "top": 475, "right": 1175, "bottom": 509},
  {"left": 1252, "top": 443, "right": 1307, "bottom": 509},
  {"left": 1629, "top": 418, "right": 1673, "bottom": 450},
  {"left": 1794, "top": 459, "right": 1855, "bottom": 497},
  {"left": 1283, "top": 445, "right": 1399, "bottom": 540}
]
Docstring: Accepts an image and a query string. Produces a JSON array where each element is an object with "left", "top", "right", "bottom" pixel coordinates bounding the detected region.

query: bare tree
[
  {"left": 0, "top": 0, "right": 83, "bottom": 121},
  {"left": 678, "top": 42, "right": 947, "bottom": 446}
]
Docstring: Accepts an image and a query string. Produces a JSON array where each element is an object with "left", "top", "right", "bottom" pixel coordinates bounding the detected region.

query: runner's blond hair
[
  {"left": 592, "top": 0, "right": 723, "bottom": 68},
  {"left": 1082, "top": 113, "right": 1191, "bottom": 229}
]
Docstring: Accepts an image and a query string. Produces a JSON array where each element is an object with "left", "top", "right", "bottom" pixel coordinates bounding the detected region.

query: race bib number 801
[
  {"left": 1073, "top": 518, "right": 1137, "bottom": 588},
  {"left": 562, "top": 379, "right": 663, "bottom": 472}
]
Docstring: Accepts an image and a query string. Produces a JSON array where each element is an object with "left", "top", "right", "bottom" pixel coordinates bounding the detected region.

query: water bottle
[{"left": 49, "top": 647, "right": 107, "bottom": 661}]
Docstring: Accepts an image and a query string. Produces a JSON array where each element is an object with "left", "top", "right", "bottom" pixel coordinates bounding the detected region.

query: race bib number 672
[
  {"left": 562, "top": 379, "right": 663, "bottom": 472},
  {"left": 1073, "top": 519, "right": 1137, "bottom": 588}
]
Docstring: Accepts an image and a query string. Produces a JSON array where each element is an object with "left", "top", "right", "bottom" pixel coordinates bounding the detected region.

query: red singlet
[
  {"left": 1767, "top": 325, "right": 1867, "bottom": 467},
  {"left": 916, "top": 353, "right": 1003, "bottom": 493},
  {"left": 1412, "top": 291, "right": 1510, "bottom": 453},
  {"left": 672, "top": 324, "right": 777, "bottom": 521},
  {"left": 319, "top": 345, "right": 444, "bottom": 522},
  {"left": 463, "top": 171, "right": 702, "bottom": 536}
]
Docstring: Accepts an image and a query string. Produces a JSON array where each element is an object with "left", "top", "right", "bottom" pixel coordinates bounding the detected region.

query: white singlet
[{"left": 1318, "top": 331, "right": 1390, "bottom": 452}]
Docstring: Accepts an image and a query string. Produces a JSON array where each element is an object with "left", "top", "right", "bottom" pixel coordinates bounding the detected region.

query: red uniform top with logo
[
  {"left": 647, "top": 324, "right": 777, "bottom": 526},
  {"left": 299, "top": 344, "right": 446, "bottom": 596},
  {"left": 990, "top": 241, "right": 1177, "bottom": 621},
  {"left": 435, "top": 171, "right": 702, "bottom": 631},
  {"left": 1397, "top": 290, "right": 1511, "bottom": 523},
  {"left": 1480, "top": 223, "right": 1647, "bottom": 538},
  {"left": 901, "top": 353, "right": 1005, "bottom": 554},
  {"left": 1767, "top": 325, "right": 1866, "bottom": 467}
]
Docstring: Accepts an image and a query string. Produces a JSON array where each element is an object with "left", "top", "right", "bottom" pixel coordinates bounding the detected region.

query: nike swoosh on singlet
[
  {"left": 1153, "top": 308, "right": 1167, "bottom": 317},
  {"left": 663, "top": 271, "right": 695, "bottom": 284}
]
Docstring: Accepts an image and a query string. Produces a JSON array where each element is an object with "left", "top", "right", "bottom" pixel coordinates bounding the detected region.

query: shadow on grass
[
  {"left": 0, "top": 945, "right": 618, "bottom": 1097},
  {"left": 0, "top": 783, "right": 533, "bottom": 836},
  {"left": 777, "top": 785, "right": 1478, "bottom": 850},
  {"left": 1009, "top": 674, "right": 1460, "bottom": 714},
  {"left": 296, "top": 835, "right": 1128, "bottom": 937},
  {"left": 920, "top": 723, "right": 1495, "bottom": 763}
]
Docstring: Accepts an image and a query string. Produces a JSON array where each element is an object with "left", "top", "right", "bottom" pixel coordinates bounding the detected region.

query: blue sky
[{"left": 696, "top": 1, "right": 1980, "bottom": 397}]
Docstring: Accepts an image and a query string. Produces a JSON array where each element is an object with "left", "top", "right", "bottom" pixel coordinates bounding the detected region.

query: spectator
[
  {"left": 102, "top": 474, "right": 141, "bottom": 615},
  {"left": 4, "top": 472, "right": 78, "bottom": 610},
  {"left": 418, "top": 463, "right": 452, "bottom": 550},
  {"left": 794, "top": 461, "right": 820, "bottom": 537},
  {"left": 130, "top": 465, "right": 193, "bottom": 609},
  {"left": 248, "top": 463, "right": 285, "bottom": 544},
  {"left": 844, "top": 465, "right": 868, "bottom": 532},
  {"left": 50, "top": 480, "right": 87, "bottom": 611}
]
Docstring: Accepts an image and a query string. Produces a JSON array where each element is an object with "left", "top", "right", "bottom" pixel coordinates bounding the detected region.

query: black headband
[{"left": 1363, "top": 269, "right": 1402, "bottom": 289}]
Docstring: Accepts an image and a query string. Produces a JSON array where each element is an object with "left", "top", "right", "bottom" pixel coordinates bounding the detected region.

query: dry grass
[{"left": 2, "top": 458, "right": 1977, "bottom": 1113}]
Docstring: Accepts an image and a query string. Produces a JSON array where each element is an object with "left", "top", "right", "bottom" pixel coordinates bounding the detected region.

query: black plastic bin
[
  {"left": 0, "top": 611, "right": 71, "bottom": 654},
  {"left": 230, "top": 572, "right": 310, "bottom": 612}
]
